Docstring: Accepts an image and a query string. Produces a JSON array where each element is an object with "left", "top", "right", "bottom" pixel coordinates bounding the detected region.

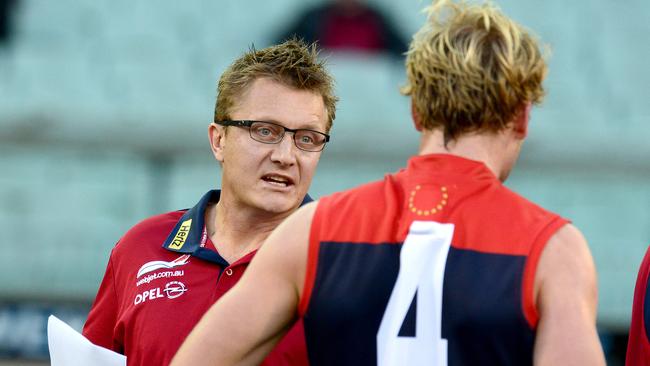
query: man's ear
[
  {"left": 208, "top": 123, "right": 226, "bottom": 163},
  {"left": 512, "top": 102, "right": 531, "bottom": 139},
  {"left": 411, "top": 100, "right": 424, "bottom": 132}
]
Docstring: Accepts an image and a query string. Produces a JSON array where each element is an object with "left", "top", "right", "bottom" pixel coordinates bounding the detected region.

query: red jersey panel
[
  {"left": 83, "top": 190, "right": 308, "bottom": 366},
  {"left": 627, "top": 245, "right": 650, "bottom": 365},
  {"left": 300, "top": 154, "right": 568, "bottom": 365}
]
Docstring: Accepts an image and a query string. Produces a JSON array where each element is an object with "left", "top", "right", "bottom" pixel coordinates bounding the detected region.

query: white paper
[{"left": 48, "top": 315, "right": 126, "bottom": 366}]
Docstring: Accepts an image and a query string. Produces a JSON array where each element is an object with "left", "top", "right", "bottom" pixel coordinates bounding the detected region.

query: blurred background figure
[
  {"left": 277, "top": 0, "right": 407, "bottom": 58},
  {"left": 0, "top": 0, "right": 648, "bottom": 365},
  {"left": 0, "top": 0, "right": 17, "bottom": 46}
]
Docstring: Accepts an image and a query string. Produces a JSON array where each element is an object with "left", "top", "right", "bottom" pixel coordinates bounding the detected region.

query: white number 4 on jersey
[{"left": 377, "top": 221, "right": 454, "bottom": 366}]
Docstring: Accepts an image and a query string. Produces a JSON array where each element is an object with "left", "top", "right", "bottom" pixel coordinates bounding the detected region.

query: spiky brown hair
[{"left": 215, "top": 39, "right": 337, "bottom": 131}]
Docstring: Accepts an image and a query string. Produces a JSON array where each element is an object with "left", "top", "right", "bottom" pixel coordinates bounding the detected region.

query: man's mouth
[{"left": 261, "top": 174, "right": 294, "bottom": 187}]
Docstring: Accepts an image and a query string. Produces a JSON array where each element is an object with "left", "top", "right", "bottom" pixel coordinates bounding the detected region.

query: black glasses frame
[{"left": 215, "top": 120, "right": 330, "bottom": 152}]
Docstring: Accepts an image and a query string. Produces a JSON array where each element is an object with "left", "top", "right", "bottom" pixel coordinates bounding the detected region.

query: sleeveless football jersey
[
  {"left": 626, "top": 245, "right": 650, "bottom": 365},
  {"left": 299, "top": 154, "right": 568, "bottom": 365}
]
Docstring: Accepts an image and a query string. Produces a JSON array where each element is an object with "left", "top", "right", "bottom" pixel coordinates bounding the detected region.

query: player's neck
[
  {"left": 205, "top": 200, "right": 290, "bottom": 264},
  {"left": 418, "top": 128, "right": 516, "bottom": 181}
]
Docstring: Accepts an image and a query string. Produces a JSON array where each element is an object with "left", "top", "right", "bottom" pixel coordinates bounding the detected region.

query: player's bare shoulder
[
  {"left": 269, "top": 200, "right": 319, "bottom": 250},
  {"left": 258, "top": 200, "right": 320, "bottom": 295},
  {"left": 534, "top": 224, "right": 598, "bottom": 305},
  {"left": 533, "top": 223, "right": 604, "bottom": 365}
]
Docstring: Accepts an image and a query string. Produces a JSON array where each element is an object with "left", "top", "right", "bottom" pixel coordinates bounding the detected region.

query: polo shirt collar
[{"left": 162, "top": 189, "right": 313, "bottom": 254}]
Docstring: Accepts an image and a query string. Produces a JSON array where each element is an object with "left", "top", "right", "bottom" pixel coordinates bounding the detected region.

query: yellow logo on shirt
[
  {"left": 169, "top": 219, "right": 192, "bottom": 250},
  {"left": 408, "top": 185, "right": 449, "bottom": 216}
]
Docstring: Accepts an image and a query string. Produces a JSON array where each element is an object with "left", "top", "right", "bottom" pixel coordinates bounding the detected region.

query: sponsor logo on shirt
[
  {"left": 134, "top": 281, "right": 188, "bottom": 305},
  {"left": 163, "top": 281, "right": 187, "bottom": 299},
  {"left": 136, "top": 270, "right": 185, "bottom": 287},
  {"left": 137, "top": 254, "right": 190, "bottom": 278},
  {"left": 168, "top": 219, "right": 192, "bottom": 250}
]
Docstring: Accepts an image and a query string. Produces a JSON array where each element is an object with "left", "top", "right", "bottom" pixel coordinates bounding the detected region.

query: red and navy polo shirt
[{"left": 83, "top": 190, "right": 311, "bottom": 366}]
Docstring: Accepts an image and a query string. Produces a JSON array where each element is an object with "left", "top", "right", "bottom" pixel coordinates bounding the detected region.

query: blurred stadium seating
[{"left": 0, "top": 0, "right": 648, "bottom": 363}]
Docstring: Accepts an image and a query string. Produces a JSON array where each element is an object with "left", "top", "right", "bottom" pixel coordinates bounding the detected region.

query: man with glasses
[
  {"left": 82, "top": 39, "right": 337, "bottom": 366},
  {"left": 172, "top": 1, "right": 605, "bottom": 365}
]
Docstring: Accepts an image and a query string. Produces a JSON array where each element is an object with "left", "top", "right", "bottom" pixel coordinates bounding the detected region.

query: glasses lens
[
  {"left": 250, "top": 122, "right": 283, "bottom": 143},
  {"left": 295, "top": 130, "right": 327, "bottom": 151}
]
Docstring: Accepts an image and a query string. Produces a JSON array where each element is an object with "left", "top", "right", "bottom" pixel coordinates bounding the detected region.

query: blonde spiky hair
[{"left": 402, "top": 0, "right": 548, "bottom": 143}]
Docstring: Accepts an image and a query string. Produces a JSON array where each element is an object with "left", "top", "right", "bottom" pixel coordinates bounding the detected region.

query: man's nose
[{"left": 270, "top": 133, "right": 298, "bottom": 165}]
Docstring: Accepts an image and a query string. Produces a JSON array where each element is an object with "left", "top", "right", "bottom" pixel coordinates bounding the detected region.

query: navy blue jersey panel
[
  {"left": 442, "top": 247, "right": 535, "bottom": 366},
  {"left": 304, "top": 242, "right": 402, "bottom": 366},
  {"left": 304, "top": 243, "right": 536, "bottom": 365}
]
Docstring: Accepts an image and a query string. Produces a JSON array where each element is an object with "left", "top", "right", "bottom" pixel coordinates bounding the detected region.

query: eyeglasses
[{"left": 215, "top": 120, "right": 330, "bottom": 152}]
